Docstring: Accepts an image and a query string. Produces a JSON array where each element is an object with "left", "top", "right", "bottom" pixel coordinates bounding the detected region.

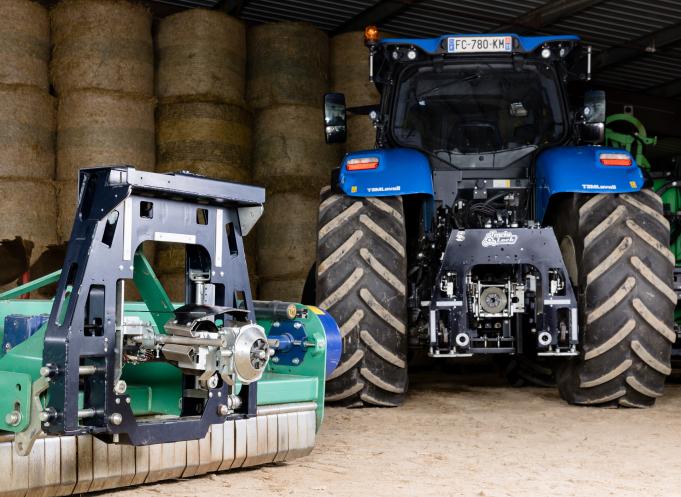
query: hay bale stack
[
  {"left": 0, "top": 0, "right": 50, "bottom": 90},
  {"left": 246, "top": 21, "right": 336, "bottom": 300},
  {"left": 155, "top": 9, "right": 254, "bottom": 297},
  {"left": 51, "top": 0, "right": 153, "bottom": 96},
  {"left": 51, "top": 0, "right": 155, "bottom": 246},
  {"left": 347, "top": 114, "right": 376, "bottom": 151},
  {"left": 247, "top": 22, "right": 328, "bottom": 110},
  {"left": 156, "top": 101, "right": 252, "bottom": 182},
  {"left": 156, "top": 271, "right": 185, "bottom": 303},
  {"left": 255, "top": 193, "right": 318, "bottom": 302},
  {"left": 55, "top": 180, "right": 76, "bottom": 242},
  {"left": 0, "top": 179, "right": 58, "bottom": 263},
  {"left": 55, "top": 89, "right": 154, "bottom": 244},
  {"left": 56, "top": 90, "right": 155, "bottom": 181},
  {"left": 0, "top": 85, "right": 55, "bottom": 179},
  {"left": 0, "top": 1, "right": 56, "bottom": 284},
  {"left": 252, "top": 105, "right": 336, "bottom": 193},
  {"left": 156, "top": 10, "right": 246, "bottom": 106}
]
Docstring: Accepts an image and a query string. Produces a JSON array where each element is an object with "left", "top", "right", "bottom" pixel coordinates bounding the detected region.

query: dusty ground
[{"left": 109, "top": 371, "right": 681, "bottom": 497}]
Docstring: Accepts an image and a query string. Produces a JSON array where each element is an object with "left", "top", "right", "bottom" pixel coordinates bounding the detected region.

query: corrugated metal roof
[
  {"left": 381, "top": 0, "right": 549, "bottom": 37},
  {"left": 236, "top": 0, "right": 681, "bottom": 101},
  {"left": 240, "top": 0, "right": 381, "bottom": 31}
]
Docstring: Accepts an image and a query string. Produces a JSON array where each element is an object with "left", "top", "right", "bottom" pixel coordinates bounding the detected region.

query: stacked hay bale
[
  {"left": 51, "top": 0, "right": 155, "bottom": 242},
  {"left": 248, "top": 22, "right": 339, "bottom": 301},
  {"left": 330, "top": 31, "right": 383, "bottom": 151},
  {"left": 0, "top": 0, "right": 57, "bottom": 287},
  {"left": 155, "top": 9, "right": 251, "bottom": 301}
]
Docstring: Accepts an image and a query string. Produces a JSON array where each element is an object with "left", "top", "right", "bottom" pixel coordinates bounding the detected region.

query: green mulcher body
[{"left": 0, "top": 166, "right": 342, "bottom": 496}]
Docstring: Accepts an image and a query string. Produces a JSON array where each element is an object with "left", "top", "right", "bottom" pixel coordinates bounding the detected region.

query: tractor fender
[
  {"left": 535, "top": 145, "right": 643, "bottom": 222},
  {"left": 338, "top": 148, "right": 434, "bottom": 197}
]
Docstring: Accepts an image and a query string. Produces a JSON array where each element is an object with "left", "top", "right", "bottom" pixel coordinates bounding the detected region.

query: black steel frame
[
  {"left": 428, "top": 227, "right": 578, "bottom": 355},
  {"left": 42, "top": 166, "right": 263, "bottom": 444}
]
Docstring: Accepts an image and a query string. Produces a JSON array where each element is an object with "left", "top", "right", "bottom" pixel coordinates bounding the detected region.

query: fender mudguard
[
  {"left": 338, "top": 148, "right": 434, "bottom": 197},
  {"left": 535, "top": 146, "right": 643, "bottom": 222}
]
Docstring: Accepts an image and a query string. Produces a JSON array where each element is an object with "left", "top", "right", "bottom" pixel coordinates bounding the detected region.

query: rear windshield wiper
[{"left": 416, "top": 73, "right": 480, "bottom": 100}]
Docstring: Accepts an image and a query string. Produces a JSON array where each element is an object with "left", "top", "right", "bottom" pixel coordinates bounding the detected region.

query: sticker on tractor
[
  {"left": 367, "top": 185, "right": 401, "bottom": 193},
  {"left": 581, "top": 183, "right": 617, "bottom": 190},
  {"left": 481, "top": 230, "right": 518, "bottom": 248}
]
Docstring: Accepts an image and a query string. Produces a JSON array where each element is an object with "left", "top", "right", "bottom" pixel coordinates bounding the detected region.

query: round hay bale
[
  {"left": 51, "top": 0, "right": 153, "bottom": 96},
  {"left": 29, "top": 242, "right": 67, "bottom": 298},
  {"left": 154, "top": 243, "right": 184, "bottom": 275},
  {"left": 330, "top": 31, "right": 380, "bottom": 107},
  {"left": 157, "top": 271, "right": 185, "bottom": 303},
  {"left": 56, "top": 180, "right": 78, "bottom": 242},
  {"left": 56, "top": 89, "right": 155, "bottom": 181},
  {"left": 156, "top": 9, "right": 246, "bottom": 106},
  {"left": 256, "top": 192, "right": 317, "bottom": 288},
  {"left": 258, "top": 277, "right": 306, "bottom": 302},
  {"left": 0, "top": 179, "right": 58, "bottom": 264},
  {"left": 247, "top": 22, "right": 328, "bottom": 110},
  {"left": 0, "top": 0, "right": 50, "bottom": 90},
  {"left": 156, "top": 102, "right": 252, "bottom": 182},
  {"left": 346, "top": 113, "right": 376, "bottom": 152},
  {"left": 244, "top": 233, "right": 258, "bottom": 298},
  {"left": 252, "top": 105, "right": 339, "bottom": 192},
  {"left": 0, "top": 85, "right": 55, "bottom": 179}
]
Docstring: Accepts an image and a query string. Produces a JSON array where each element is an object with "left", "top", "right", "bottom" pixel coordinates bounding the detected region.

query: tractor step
[{"left": 0, "top": 402, "right": 316, "bottom": 497}]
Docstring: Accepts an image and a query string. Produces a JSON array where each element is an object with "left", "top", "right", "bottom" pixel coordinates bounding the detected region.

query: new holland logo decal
[{"left": 481, "top": 230, "right": 518, "bottom": 248}]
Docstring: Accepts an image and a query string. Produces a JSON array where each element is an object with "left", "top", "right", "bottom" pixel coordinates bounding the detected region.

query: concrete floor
[{"left": 111, "top": 370, "right": 681, "bottom": 497}]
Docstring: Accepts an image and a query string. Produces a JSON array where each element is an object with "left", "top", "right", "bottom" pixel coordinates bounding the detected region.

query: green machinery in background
[
  {"left": 0, "top": 166, "right": 342, "bottom": 496},
  {"left": 606, "top": 113, "right": 681, "bottom": 335}
]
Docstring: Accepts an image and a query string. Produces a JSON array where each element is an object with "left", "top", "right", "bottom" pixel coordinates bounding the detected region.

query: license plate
[{"left": 447, "top": 36, "right": 512, "bottom": 53}]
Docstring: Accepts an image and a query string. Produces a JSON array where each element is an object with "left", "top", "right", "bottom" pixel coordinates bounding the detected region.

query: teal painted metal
[
  {"left": 0, "top": 371, "right": 32, "bottom": 432},
  {"left": 256, "top": 373, "right": 319, "bottom": 405},
  {"left": 0, "top": 270, "right": 61, "bottom": 301},
  {"left": 258, "top": 304, "right": 330, "bottom": 430},
  {"left": 0, "top": 258, "right": 331, "bottom": 430},
  {"left": 132, "top": 251, "right": 174, "bottom": 333},
  {"left": 122, "top": 362, "right": 183, "bottom": 416},
  {"left": 0, "top": 300, "right": 331, "bottom": 427}
]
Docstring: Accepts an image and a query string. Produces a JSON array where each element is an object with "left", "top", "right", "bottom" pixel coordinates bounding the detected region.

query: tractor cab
[{"left": 326, "top": 29, "right": 605, "bottom": 166}]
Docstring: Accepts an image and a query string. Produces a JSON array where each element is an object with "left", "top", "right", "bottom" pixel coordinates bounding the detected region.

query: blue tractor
[{"left": 313, "top": 29, "right": 675, "bottom": 408}]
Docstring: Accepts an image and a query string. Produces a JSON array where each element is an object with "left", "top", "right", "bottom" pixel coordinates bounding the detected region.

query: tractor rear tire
[
  {"left": 315, "top": 187, "right": 408, "bottom": 407},
  {"left": 553, "top": 190, "right": 676, "bottom": 407}
]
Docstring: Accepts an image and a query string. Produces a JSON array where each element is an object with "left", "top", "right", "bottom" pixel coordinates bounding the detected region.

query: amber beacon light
[{"left": 364, "top": 25, "right": 380, "bottom": 46}]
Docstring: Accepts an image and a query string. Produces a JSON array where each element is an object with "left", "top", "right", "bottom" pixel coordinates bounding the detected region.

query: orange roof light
[
  {"left": 600, "top": 153, "right": 632, "bottom": 167},
  {"left": 364, "top": 25, "right": 380, "bottom": 46}
]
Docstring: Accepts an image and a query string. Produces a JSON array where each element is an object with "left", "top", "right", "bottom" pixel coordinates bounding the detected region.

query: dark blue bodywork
[
  {"left": 380, "top": 34, "right": 580, "bottom": 54},
  {"left": 339, "top": 33, "right": 642, "bottom": 222},
  {"left": 340, "top": 145, "right": 640, "bottom": 222}
]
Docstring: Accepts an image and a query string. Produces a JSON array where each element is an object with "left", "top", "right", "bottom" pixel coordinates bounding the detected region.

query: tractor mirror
[
  {"left": 579, "top": 90, "right": 606, "bottom": 144},
  {"left": 324, "top": 93, "right": 347, "bottom": 144},
  {"left": 583, "top": 90, "right": 606, "bottom": 124},
  {"left": 580, "top": 122, "right": 605, "bottom": 144}
]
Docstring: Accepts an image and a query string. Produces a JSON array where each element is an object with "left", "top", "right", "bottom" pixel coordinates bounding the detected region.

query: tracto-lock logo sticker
[{"left": 481, "top": 230, "right": 518, "bottom": 248}]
